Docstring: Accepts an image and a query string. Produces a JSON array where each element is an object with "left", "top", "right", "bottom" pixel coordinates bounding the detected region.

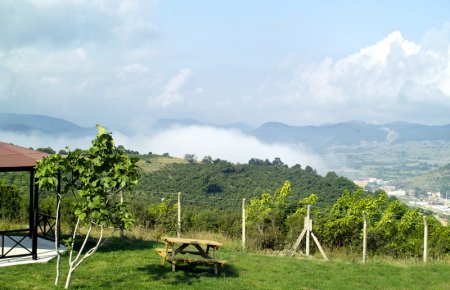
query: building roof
[{"left": 0, "top": 142, "right": 48, "bottom": 171}]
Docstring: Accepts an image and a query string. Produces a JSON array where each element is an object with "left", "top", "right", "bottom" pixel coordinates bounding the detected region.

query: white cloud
[
  {"left": 0, "top": 131, "right": 92, "bottom": 152},
  {"left": 113, "top": 125, "right": 327, "bottom": 172},
  {"left": 257, "top": 27, "right": 450, "bottom": 124},
  {"left": 149, "top": 68, "right": 193, "bottom": 108},
  {"left": 116, "top": 63, "right": 150, "bottom": 81},
  {"left": 0, "top": 125, "right": 328, "bottom": 175},
  {"left": 0, "top": 67, "right": 13, "bottom": 100}
]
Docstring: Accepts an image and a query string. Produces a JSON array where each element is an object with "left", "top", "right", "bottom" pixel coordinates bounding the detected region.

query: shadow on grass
[
  {"left": 137, "top": 262, "right": 239, "bottom": 285},
  {"left": 97, "top": 236, "right": 160, "bottom": 252},
  {"left": 61, "top": 234, "right": 162, "bottom": 253}
]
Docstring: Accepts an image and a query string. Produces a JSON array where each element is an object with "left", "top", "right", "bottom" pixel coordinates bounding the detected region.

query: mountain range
[
  {"left": 3, "top": 113, "right": 450, "bottom": 150},
  {"left": 152, "top": 118, "right": 450, "bottom": 151},
  {"left": 251, "top": 121, "right": 450, "bottom": 150},
  {"left": 0, "top": 112, "right": 96, "bottom": 137}
]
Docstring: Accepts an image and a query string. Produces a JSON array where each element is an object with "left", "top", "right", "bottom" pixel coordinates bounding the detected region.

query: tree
[
  {"left": 246, "top": 181, "right": 292, "bottom": 249},
  {"left": 184, "top": 154, "right": 197, "bottom": 163},
  {"left": 37, "top": 146, "right": 56, "bottom": 154},
  {"left": 272, "top": 157, "right": 284, "bottom": 166},
  {"left": 36, "top": 125, "right": 140, "bottom": 289},
  {"left": 0, "top": 180, "right": 22, "bottom": 220},
  {"left": 319, "top": 189, "right": 388, "bottom": 249},
  {"left": 202, "top": 155, "right": 213, "bottom": 164}
]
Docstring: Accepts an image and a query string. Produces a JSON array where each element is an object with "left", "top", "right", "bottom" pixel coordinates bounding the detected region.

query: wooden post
[
  {"left": 177, "top": 192, "right": 182, "bottom": 238},
  {"left": 362, "top": 212, "right": 367, "bottom": 264},
  {"left": 423, "top": 216, "right": 428, "bottom": 263},
  {"left": 311, "top": 232, "right": 329, "bottom": 261},
  {"left": 291, "top": 204, "right": 328, "bottom": 260},
  {"left": 306, "top": 205, "right": 311, "bottom": 257},
  {"left": 242, "top": 198, "right": 246, "bottom": 250},
  {"left": 120, "top": 192, "right": 124, "bottom": 238},
  {"left": 291, "top": 228, "right": 306, "bottom": 256}
]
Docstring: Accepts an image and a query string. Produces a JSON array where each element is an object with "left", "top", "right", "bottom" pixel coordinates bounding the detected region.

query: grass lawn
[{"left": 1, "top": 236, "right": 450, "bottom": 289}]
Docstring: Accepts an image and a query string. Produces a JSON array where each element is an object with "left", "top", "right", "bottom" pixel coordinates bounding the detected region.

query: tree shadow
[
  {"left": 62, "top": 235, "right": 162, "bottom": 253},
  {"left": 137, "top": 262, "right": 239, "bottom": 285},
  {"left": 97, "top": 236, "right": 160, "bottom": 252}
]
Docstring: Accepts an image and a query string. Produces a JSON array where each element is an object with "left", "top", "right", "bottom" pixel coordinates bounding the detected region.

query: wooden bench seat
[
  {"left": 166, "top": 255, "right": 227, "bottom": 267},
  {"left": 156, "top": 247, "right": 210, "bottom": 257}
]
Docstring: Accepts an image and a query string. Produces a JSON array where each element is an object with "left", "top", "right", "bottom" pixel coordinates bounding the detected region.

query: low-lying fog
[{"left": 1, "top": 125, "right": 328, "bottom": 173}]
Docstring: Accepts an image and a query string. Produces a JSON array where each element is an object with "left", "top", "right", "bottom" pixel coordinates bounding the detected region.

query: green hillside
[
  {"left": 406, "top": 163, "right": 450, "bottom": 194},
  {"left": 135, "top": 155, "right": 358, "bottom": 209}
]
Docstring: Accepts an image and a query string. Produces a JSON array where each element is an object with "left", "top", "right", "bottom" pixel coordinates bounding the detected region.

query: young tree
[
  {"left": 246, "top": 181, "right": 291, "bottom": 249},
  {"left": 36, "top": 125, "right": 140, "bottom": 289}
]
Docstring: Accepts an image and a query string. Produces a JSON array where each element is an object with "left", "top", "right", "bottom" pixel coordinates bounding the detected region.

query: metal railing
[
  {"left": 37, "top": 212, "right": 58, "bottom": 243},
  {"left": 0, "top": 228, "right": 33, "bottom": 259},
  {"left": 0, "top": 213, "right": 58, "bottom": 260}
]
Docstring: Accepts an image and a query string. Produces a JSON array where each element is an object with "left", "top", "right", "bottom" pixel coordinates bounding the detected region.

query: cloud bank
[
  {"left": 114, "top": 125, "right": 325, "bottom": 170},
  {"left": 1, "top": 126, "right": 327, "bottom": 173}
]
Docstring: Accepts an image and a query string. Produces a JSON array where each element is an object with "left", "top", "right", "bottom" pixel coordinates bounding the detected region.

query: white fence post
[
  {"left": 423, "top": 216, "right": 428, "bottom": 263},
  {"left": 306, "top": 205, "right": 311, "bottom": 257},
  {"left": 242, "top": 198, "right": 246, "bottom": 250},
  {"left": 177, "top": 192, "right": 181, "bottom": 238},
  {"left": 363, "top": 212, "right": 367, "bottom": 264}
]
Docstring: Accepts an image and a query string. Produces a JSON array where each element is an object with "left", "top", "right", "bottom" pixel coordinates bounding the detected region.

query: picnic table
[{"left": 156, "top": 236, "right": 226, "bottom": 274}]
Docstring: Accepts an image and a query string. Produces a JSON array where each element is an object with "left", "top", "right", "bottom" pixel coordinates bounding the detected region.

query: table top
[{"left": 162, "top": 236, "right": 223, "bottom": 247}]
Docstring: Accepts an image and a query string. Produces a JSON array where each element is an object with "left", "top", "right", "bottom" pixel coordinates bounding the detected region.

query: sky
[{"left": 1, "top": 0, "right": 450, "bottom": 169}]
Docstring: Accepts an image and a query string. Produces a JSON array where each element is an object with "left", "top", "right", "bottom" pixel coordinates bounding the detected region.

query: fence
[
  {"left": 143, "top": 192, "right": 435, "bottom": 263},
  {"left": 0, "top": 228, "right": 35, "bottom": 259}
]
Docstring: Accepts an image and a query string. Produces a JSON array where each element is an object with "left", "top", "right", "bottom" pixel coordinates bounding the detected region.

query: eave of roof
[{"left": 0, "top": 142, "right": 49, "bottom": 170}]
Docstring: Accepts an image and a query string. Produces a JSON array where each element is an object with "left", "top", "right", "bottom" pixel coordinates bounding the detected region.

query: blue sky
[{"left": 1, "top": 0, "right": 450, "bottom": 132}]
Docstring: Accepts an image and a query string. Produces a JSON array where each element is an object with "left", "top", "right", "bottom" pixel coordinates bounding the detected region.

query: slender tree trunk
[
  {"left": 55, "top": 195, "right": 62, "bottom": 286},
  {"left": 65, "top": 224, "right": 103, "bottom": 289},
  {"left": 65, "top": 270, "right": 73, "bottom": 289}
]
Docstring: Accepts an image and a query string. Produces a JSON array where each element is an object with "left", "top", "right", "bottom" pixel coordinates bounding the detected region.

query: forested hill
[{"left": 136, "top": 156, "right": 357, "bottom": 209}]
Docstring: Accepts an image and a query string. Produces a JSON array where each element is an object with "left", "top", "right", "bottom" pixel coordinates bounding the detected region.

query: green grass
[
  {"left": 136, "top": 155, "right": 186, "bottom": 174},
  {"left": 2, "top": 236, "right": 450, "bottom": 289}
]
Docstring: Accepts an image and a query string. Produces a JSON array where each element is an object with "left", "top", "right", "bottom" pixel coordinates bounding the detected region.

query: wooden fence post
[
  {"left": 423, "top": 216, "right": 428, "bottom": 263},
  {"left": 306, "top": 205, "right": 311, "bottom": 257},
  {"left": 291, "top": 204, "right": 328, "bottom": 260},
  {"left": 120, "top": 192, "right": 124, "bottom": 238},
  {"left": 177, "top": 192, "right": 181, "bottom": 238},
  {"left": 242, "top": 198, "right": 246, "bottom": 250},
  {"left": 362, "top": 212, "right": 367, "bottom": 264}
]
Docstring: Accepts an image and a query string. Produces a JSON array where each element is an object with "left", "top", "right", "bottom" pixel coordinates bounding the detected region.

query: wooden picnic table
[{"left": 157, "top": 236, "right": 226, "bottom": 274}]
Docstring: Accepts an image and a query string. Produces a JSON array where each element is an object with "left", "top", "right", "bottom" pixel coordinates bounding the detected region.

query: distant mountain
[
  {"left": 3, "top": 113, "right": 450, "bottom": 151},
  {"left": 406, "top": 163, "right": 450, "bottom": 193},
  {"left": 384, "top": 122, "right": 450, "bottom": 143},
  {"left": 0, "top": 112, "right": 96, "bottom": 137},
  {"left": 250, "top": 121, "right": 450, "bottom": 149},
  {"left": 250, "top": 121, "right": 387, "bottom": 149}
]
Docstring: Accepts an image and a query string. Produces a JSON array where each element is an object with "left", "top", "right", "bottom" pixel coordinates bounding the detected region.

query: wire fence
[{"left": 136, "top": 192, "right": 445, "bottom": 263}]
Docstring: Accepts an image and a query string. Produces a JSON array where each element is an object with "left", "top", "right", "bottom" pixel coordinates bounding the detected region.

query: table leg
[
  {"left": 171, "top": 243, "right": 176, "bottom": 272},
  {"left": 162, "top": 243, "right": 169, "bottom": 265},
  {"left": 213, "top": 247, "right": 218, "bottom": 275}
]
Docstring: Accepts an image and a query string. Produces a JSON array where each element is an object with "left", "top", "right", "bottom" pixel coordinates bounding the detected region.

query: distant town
[{"left": 355, "top": 178, "right": 450, "bottom": 223}]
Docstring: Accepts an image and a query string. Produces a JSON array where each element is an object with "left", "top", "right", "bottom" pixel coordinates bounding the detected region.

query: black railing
[
  {"left": 37, "top": 213, "right": 58, "bottom": 244},
  {"left": 0, "top": 228, "right": 33, "bottom": 259}
]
